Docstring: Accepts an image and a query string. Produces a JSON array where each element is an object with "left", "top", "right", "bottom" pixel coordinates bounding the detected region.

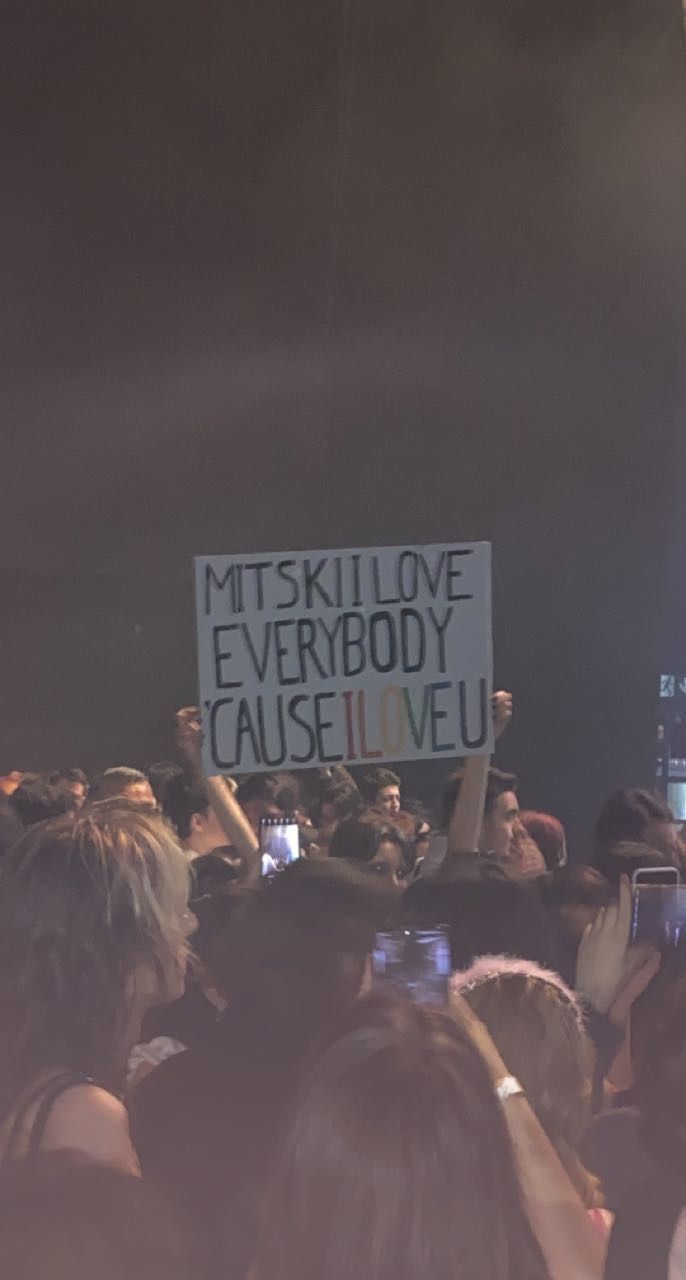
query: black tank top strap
[{"left": 3, "top": 1071, "right": 91, "bottom": 1165}]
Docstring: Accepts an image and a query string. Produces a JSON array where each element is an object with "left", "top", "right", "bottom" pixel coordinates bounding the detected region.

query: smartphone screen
[
  {"left": 372, "top": 927, "right": 452, "bottom": 1004},
  {"left": 631, "top": 866, "right": 680, "bottom": 889},
  {"left": 632, "top": 884, "right": 686, "bottom": 946},
  {"left": 260, "top": 818, "right": 300, "bottom": 877}
]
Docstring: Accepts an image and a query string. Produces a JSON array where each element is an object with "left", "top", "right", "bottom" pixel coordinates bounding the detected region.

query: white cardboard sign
[{"left": 195, "top": 542, "right": 492, "bottom": 774}]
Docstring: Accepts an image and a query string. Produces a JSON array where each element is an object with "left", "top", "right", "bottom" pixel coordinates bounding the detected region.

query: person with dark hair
[
  {"left": 404, "top": 863, "right": 557, "bottom": 970},
  {"left": 237, "top": 772, "right": 300, "bottom": 834},
  {"left": 130, "top": 860, "right": 389, "bottom": 1280},
  {"left": 539, "top": 864, "right": 613, "bottom": 984},
  {"left": 442, "top": 766, "right": 520, "bottom": 861},
  {"left": 594, "top": 789, "right": 679, "bottom": 871},
  {"left": 155, "top": 765, "right": 229, "bottom": 857},
  {"left": 520, "top": 810, "right": 568, "bottom": 870},
  {"left": 89, "top": 766, "right": 156, "bottom": 807},
  {"left": 0, "top": 792, "right": 22, "bottom": 858},
  {"left": 0, "top": 804, "right": 193, "bottom": 1169},
  {"left": 10, "top": 776, "right": 79, "bottom": 827},
  {"left": 329, "top": 811, "right": 415, "bottom": 889},
  {"left": 0, "top": 1153, "right": 189, "bottom": 1280},
  {"left": 359, "top": 766, "right": 402, "bottom": 817},
  {"left": 48, "top": 767, "right": 89, "bottom": 809},
  {"left": 255, "top": 993, "right": 608, "bottom": 1280},
  {"left": 311, "top": 778, "right": 362, "bottom": 847}
]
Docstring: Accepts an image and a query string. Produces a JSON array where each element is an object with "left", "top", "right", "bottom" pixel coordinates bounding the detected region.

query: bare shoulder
[{"left": 43, "top": 1084, "right": 140, "bottom": 1173}]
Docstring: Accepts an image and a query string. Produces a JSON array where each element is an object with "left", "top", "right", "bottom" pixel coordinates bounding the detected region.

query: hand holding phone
[
  {"left": 260, "top": 818, "right": 300, "bottom": 877},
  {"left": 372, "top": 928, "right": 452, "bottom": 1004}
]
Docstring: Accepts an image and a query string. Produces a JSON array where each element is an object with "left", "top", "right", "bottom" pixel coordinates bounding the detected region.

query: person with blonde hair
[
  {"left": 454, "top": 955, "right": 607, "bottom": 1225},
  {"left": 0, "top": 802, "right": 194, "bottom": 1170}
]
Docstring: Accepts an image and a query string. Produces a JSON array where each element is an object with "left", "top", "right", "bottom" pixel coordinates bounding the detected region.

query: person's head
[
  {"left": 212, "top": 860, "right": 389, "bottom": 1035},
  {"left": 237, "top": 773, "right": 300, "bottom": 834},
  {"left": 455, "top": 957, "right": 599, "bottom": 1207},
  {"left": 442, "top": 768, "right": 519, "bottom": 863},
  {"left": 596, "top": 839, "right": 674, "bottom": 892},
  {"left": 48, "top": 768, "right": 89, "bottom": 809},
  {"left": 539, "top": 864, "right": 613, "bottom": 942},
  {"left": 0, "top": 803, "right": 192, "bottom": 1108},
  {"left": 9, "top": 777, "right": 78, "bottom": 827},
  {"left": 329, "top": 812, "right": 414, "bottom": 890},
  {"left": 156, "top": 766, "right": 227, "bottom": 855},
  {"left": 89, "top": 767, "right": 156, "bottom": 808},
  {"left": 312, "top": 780, "right": 362, "bottom": 844},
  {"left": 594, "top": 789, "right": 678, "bottom": 865},
  {"left": 0, "top": 771, "right": 23, "bottom": 798},
  {"left": 519, "top": 811, "right": 567, "bottom": 871},
  {"left": 404, "top": 867, "right": 557, "bottom": 970},
  {"left": 629, "top": 953, "right": 686, "bottom": 1170},
  {"left": 255, "top": 993, "right": 547, "bottom": 1280},
  {"left": 360, "top": 767, "right": 402, "bottom": 817},
  {"left": 0, "top": 1153, "right": 188, "bottom": 1280}
]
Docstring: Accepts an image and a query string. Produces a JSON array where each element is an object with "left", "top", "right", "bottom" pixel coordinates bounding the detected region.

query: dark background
[{"left": 2, "top": 0, "right": 685, "bottom": 853}]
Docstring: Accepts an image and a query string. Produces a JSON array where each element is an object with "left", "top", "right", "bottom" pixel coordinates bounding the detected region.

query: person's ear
[{"left": 190, "top": 811, "right": 204, "bottom": 833}]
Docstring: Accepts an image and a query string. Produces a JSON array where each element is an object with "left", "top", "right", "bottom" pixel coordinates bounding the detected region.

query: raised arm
[
  {"left": 450, "top": 990, "right": 606, "bottom": 1280},
  {"left": 174, "top": 707, "right": 260, "bottom": 884},
  {"left": 446, "top": 691, "right": 512, "bottom": 856}
]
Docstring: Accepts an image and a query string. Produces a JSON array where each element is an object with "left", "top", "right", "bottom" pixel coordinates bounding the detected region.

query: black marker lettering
[
  {"left": 398, "top": 550, "right": 419, "bottom": 602},
  {"left": 341, "top": 612, "right": 366, "bottom": 677},
  {"left": 418, "top": 550, "right": 446, "bottom": 599},
  {"left": 235, "top": 698, "right": 262, "bottom": 767},
  {"left": 314, "top": 692, "right": 344, "bottom": 763},
  {"left": 275, "top": 559, "right": 299, "bottom": 609},
  {"left": 241, "top": 622, "right": 272, "bottom": 681},
  {"left": 430, "top": 682, "right": 455, "bottom": 752},
  {"left": 400, "top": 608, "right": 426, "bottom": 672},
  {"left": 243, "top": 561, "right": 272, "bottom": 611},
  {"left": 351, "top": 554, "right": 362, "bottom": 607},
  {"left": 446, "top": 549, "right": 474, "bottom": 602},
  {"left": 459, "top": 679, "right": 489, "bottom": 750},
  {"left": 369, "top": 611, "right": 398, "bottom": 673},
  {"left": 273, "top": 620, "right": 299, "bottom": 685},
  {"left": 256, "top": 696, "right": 287, "bottom": 767},
  {"left": 205, "top": 564, "right": 236, "bottom": 616},
  {"left": 288, "top": 695, "right": 317, "bottom": 764},
  {"left": 318, "top": 614, "right": 344, "bottom": 677},
  {"left": 209, "top": 698, "right": 235, "bottom": 769},
  {"left": 371, "top": 556, "right": 401, "bottom": 605},
  {"left": 296, "top": 619, "right": 328, "bottom": 680},
  {"left": 213, "top": 624, "right": 242, "bottom": 688},
  {"left": 427, "top": 606, "right": 454, "bottom": 672},
  {"left": 303, "top": 558, "right": 334, "bottom": 609}
]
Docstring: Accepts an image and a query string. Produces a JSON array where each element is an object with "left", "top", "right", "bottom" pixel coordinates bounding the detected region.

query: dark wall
[{"left": 2, "top": 0, "right": 685, "bottom": 852}]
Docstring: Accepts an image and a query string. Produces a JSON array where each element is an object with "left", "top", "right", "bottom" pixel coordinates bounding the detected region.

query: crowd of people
[{"left": 0, "top": 695, "right": 685, "bottom": 1279}]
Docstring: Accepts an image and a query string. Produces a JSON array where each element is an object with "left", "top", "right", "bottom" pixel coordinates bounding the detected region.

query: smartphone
[
  {"left": 631, "top": 866, "right": 680, "bottom": 890},
  {"left": 372, "top": 927, "right": 452, "bottom": 1004},
  {"left": 632, "top": 884, "right": 686, "bottom": 947},
  {"left": 260, "top": 818, "right": 300, "bottom": 877}
]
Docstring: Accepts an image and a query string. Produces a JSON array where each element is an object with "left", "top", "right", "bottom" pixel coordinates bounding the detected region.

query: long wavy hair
[
  {"left": 454, "top": 956, "right": 600, "bottom": 1208},
  {"left": 255, "top": 994, "right": 548, "bottom": 1280},
  {"left": 0, "top": 803, "right": 190, "bottom": 1113}
]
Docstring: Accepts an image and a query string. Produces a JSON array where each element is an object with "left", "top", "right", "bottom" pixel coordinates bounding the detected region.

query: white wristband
[{"left": 495, "top": 1075, "right": 524, "bottom": 1103}]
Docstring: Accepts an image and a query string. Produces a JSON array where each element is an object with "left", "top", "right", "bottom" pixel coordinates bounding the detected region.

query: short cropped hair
[
  {"left": 440, "top": 767, "right": 517, "bottom": 830},
  {"left": 89, "top": 767, "right": 150, "bottom": 803}
]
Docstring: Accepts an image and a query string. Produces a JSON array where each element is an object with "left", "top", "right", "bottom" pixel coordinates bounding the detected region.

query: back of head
[
  {"left": 594, "top": 789, "right": 675, "bottom": 866},
  {"left": 0, "top": 804, "right": 190, "bottom": 1107},
  {"left": 0, "top": 1153, "right": 188, "bottom": 1280},
  {"left": 630, "top": 952, "right": 686, "bottom": 1170},
  {"left": 256, "top": 993, "right": 546, "bottom": 1280},
  {"left": 10, "top": 777, "right": 77, "bottom": 827},
  {"left": 404, "top": 869, "right": 556, "bottom": 970},
  {"left": 596, "top": 839, "right": 673, "bottom": 891},
  {"left": 89, "top": 767, "right": 153, "bottom": 806},
  {"left": 455, "top": 957, "right": 598, "bottom": 1206},
  {"left": 213, "top": 861, "right": 390, "bottom": 1045},
  {"left": 237, "top": 772, "right": 300, "bottom": 814},
  {"left": 519, "top": 811, "right": 567, "bottom": 871},
  {"left": 154, "top": 765, "right": 210, "bottom": 840}
]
